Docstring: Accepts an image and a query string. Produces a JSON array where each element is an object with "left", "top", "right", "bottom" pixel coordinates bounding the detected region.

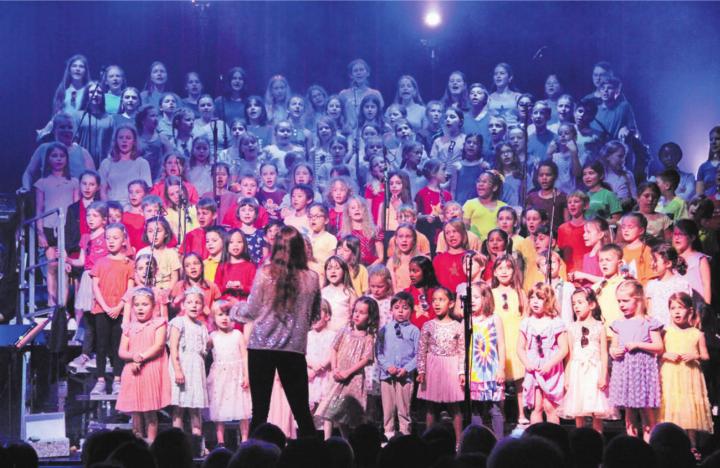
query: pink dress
[
  {"left": 520, "top": 316, "right": 566, "bottom": 409},
  {"left": 417, "top": 319, "right": 465, "bottom": 403},
  {"left": 116, "top": 317, "right": 171, "bottom": 413},
  {"left": 207, "top": 330, "right": 252, "bottom": 422}
]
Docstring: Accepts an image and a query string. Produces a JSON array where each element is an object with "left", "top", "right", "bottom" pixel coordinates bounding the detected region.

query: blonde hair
[
  {"left": 471, "top": 281, "right": 495, "bottom": 317},
  {"left": 339, "top": 195, "right": 376, "bottom": 238},
  {"left": 527, "top": 282, "right": 558, "bottom": 317},
  {"left": 616, "top": 279, "right": 647, "bottom": 317},
  {"left": 367, "top": 264, "right": 393, "bottom": 297}
]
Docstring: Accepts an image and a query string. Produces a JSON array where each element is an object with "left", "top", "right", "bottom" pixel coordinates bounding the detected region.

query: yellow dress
[
  {"left": 493, "top": 288, "right": 525, "bottom": 381},
  {"left": 660, "top": 326, "right": 713, "bottom": 432}
]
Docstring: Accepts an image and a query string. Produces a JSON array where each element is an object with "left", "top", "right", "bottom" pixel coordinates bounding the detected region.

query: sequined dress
[{"left": 417, "top": 319, "right": 465, "bottom": 403}]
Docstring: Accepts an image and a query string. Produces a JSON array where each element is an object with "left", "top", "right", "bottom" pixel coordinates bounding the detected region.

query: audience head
[
  {"left": 458, "top": 424, "right": 497, "bottom": 456},
  {"left": 250, "top": 422, "right": 287, "bottom": 450},
  {"left": 83, "top": 429, "right": 137, "bottom": 468},
  {"left": 228, "top": 439, "right": 281, "bottom": 468},
  {"left": 568, "top": 427, "right": 604, "bottom": 468},
  {"left": 377, "top": 434, "right": 430, "bottom": 468},
  {"left": 603, "top": 435, "right": 656, "bottom": 468},
  {"left": 487, "top": 436, "right": 564, "bottom": 468},
  {"left": 150, "top": 428, "right": 194, "bottom": 468}
]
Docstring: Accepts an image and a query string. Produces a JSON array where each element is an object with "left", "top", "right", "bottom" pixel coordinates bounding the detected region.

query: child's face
[
  {"left": 496, "top": 210, "right": 516, "bottom": 234},
  {"left": 606, "top": 149, "right": 626, "bottom": 171},
  {"left": 493, "top": 65, "right": 511, "bottom": 88},
  {"left": 671, "top": 228, "right": 691, "bottom": 253},
  {"left": 391, "top": 299, "right": 412, "bottom": 323},
  {"left": 531, "top": 106, "right": 549, "bottom": 127},
  {"left": 122, "top": 91, "right": 140, "bottom": 113},
  {"left": 398, "top": 77, "right": 416, "bottom": 100},
  {"left": 308, "top": 206, "right": 328, "bottom": 233},
  {"left": 387, "top": 107, "right": 403, "bottom": 124},
  {"left": 167, "top": 185, "right": 183, "bottom": 206},
  {"left": 193, "top": 141, "right": 211, "bottom": 162},
  {"left": 537, "top": 254, "right": 560, "bottom": 279},
  {"left": 493, "top": 260, "right": 514, "bottom": 285},
  {"left": 80, "top": 175, "right": 99, "bottom": 200},
  {"left": 183, "top": 294, "right": 203, "bottom": 319},
  {"left": 508, "top": 129, "right": 526, "bottom": 151},
  {"left": 470, "top": 288, "right": 484, "bottom": 315},
  {"left": 389, "top": 175, "right": 403, "bottom": 196},
  {"left": 147, "top": 222, "right": 167, "bottom": 247},
  {"left": 294, "top": 167, "right": 312, "bottom": 185},
  {"left": 142, "top": 204, "right": 160, "bottom": 220},
  {"left": 160, "top": 94, "right": 177, "bottom": 113},
  {"left": 616, "top": 288, "right": 638, "bottom": 318},
  {"left": 556, "top": 97, "right": 573, "bottom": 121},
  {"left": 325, "top": 260, "right": 344, "bottom": 285},
  {"left": 228, "top": 232, "right": 245, "bottom": 258},
  {"left": 105, "top": 227, "right": 125, "bottom": 254},
  {"left": 352, "top": 301, "right": 370, "bottom": 329},
  {"left": 265, "top": 224, "right": 280, "bottom": 244},
  {"left": 532, "top": 233, "right": 551, "bottom": 253},
  {"left": 486, "top": 232, "right": 507, "bottom": 256},
  {"left": 536, "top": 166, "right": 556, "bottom": 190},
  {"left": 239, "top": 178, "right": 258, "bottom": 197},
  {"left": 432, "top": 290, "right": 452, "bottom": 318},
  {"left": 246, "top": 101, "right": 263, "bottom": 121},
  {"left": 86, "top": 209, "right": 105, "bottom": 230},
  {"left": 557, "top": 125, "right": 574, "bottom": 144},
  {"left": 395, "top": 122, "right": 413, "bottom": 140},
  {"left": 275, "top": 123, "right": 292, "bottom": 143},
  {"left": 395, "top": 228, "right": 415, "bottom": 254},
  {"left": 571, "top": 293, "right": 591, "bottom": 320},
  {"left": 524, "top": 210, "right": 543, "bottom": 234},
  {"left": 151, "top": 64, "right": 167, "bottom": 85},
  {"left": 48, "top": 148, "right": 67, "bottom": 172},
  {"left": 600, "top": 83, "right": 618, "bottom": 103},
  {"left": 444, "top": 110, "right": 461, "bottom": 130},
  {"left": 326, "top": 99, "right": 342, "bottom": 118},
  {"left": 658, "top": 146, "right": 681, "bottom": 169},
  {"left": 330, "top": 143, "right": 346, "bottom": 163},
  {"left": 336, "top": 244, "right": 353, "bottom": 264},
  {"left": 574, "top": 106, "right": 592, "bottom": 126},
  {"left": 443, "top": 204, "right": 463, "bottom": 222},
  {"left": 444, "top": 224, "right": 463, "bottom": 249},
  {"left": 669, "top": 300, "right": 690, "bottom": 326},
  {"left": 197, "top": 208, "right": 216, "bottom": 228},
  {"left": 368, "top": 275, "right": 390, "bottom": 299},
  {"left": 499, "top": 146, "right": 514, "bottom": 167},
  {"left": 133, "top": 295, "right": 153, "bottom": 322},
  {"left": 116, "top": 128, "right": 135, "bottom": 154},
  {"left": 205, "top": 232, "right": 223, "bottom": 256},
  {"left": 619, "top": 217, "right": 643, "bottom": 243},
  {"left": 545, "top": 75, "right": 561, "bottom": 97},
  {"left": 184, "top": 255, "right": 203, "bottom": 280},
  {"left": 408, "top": 262, "right": 423, "bottom": 285},
  {"left": 582, "top": 167, "right": 601, "bottom": 189},
  {"left": 396, "top": 210, "right": 417, "bottom": 226},
  {"left": 566, "top": 196, "right": 585, "bottom": 218},
  {"left": 370, "top": 158, "right": 387, "bottom": 180},
  {"left": 469, "top": 86, "right": 487, "bottom": 107},
  {"left": 583, "top": 223, "right": 603, "bottom": 247},
  {"left": 128, "top": 184, "right": 146, "bottom": 207},
  {"left": 528, "top": 293, "right": 545, "bottom": 316},
  {"left": 475, "top": 174, "right": 496, "bottom": 199},
  {"left": 363, "top": 102, "right": 378, "bottom": 121},
  {"left": 135, "top": 257, "right": 150, "bottom": 283},
  {"left": 271, "top": 80, "right": 287, "bottom": 100},
  {"left": 214, "top": 308, "right": 232, "bottom": 331},
  {"left": 241, "top": 137, "right": 259, "bottom": 156},
  {"left": 362, "top": 126, "right": 380, "bottom": 141},
  {"left": 312, "top": 309, "right": 330, "bottom": 331},
  {"left": 317, "top": 123, "right": 333, "bottom": 141},
  {"left": 427, "top": 104, "right": 443, "bottom": 125},
  {"left": 448, "top": 73, "right": 465, "bottom": 95},
  {"left": 598, "top": 251, "right": 621, "bottom": 277},
  {"left": 291, "top": 190, "right": 310, "bottom": 211},
  {"left": 348, "top": 200, "right": 364, "bottom": 222},
  {"left": 651, "top": 252, "right": 669, "bottom": 276},
  {"left": 70, "top": 59, "right": 86, "bottom": 81},
  {"left": 108, "top": 208, "right": 122, "bottom": 224},
  {"left": 238, "top": 205, "right": 257, "bottom": 226},
  {"left": 261, "top": 166, "right": 277, "bottom": 188},
  {"left": 185, "top": 73, "right": 203, "bottom": 96},
  {"left": 288, "top": 97, "right": 304, "bottom": 118},
  {"left": 164, "top": 156, "right": 183, "bottom": 177},
  {"left": 214, "top": 168, "right": 229, "bottom": 188}
]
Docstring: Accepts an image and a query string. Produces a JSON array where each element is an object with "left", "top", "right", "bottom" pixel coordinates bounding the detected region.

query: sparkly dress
[
  {"left": 417, "top": 319, "right": 465, "bottom": 403},
  {"left": 207, "top": 330, "right": 252, "bottom": 421},
  {"left": 470, "top": 315, "right": 504, "bottom": 402},
  {"left": 520, "top": 317, "right": 566, "bottom": 409},
  {"left": 562, "top": 320, "right": 615, "bottom": 418},
  {"left": 315, "top": 328, "right": 375, "bottom": 426},
  {"left": 609, "top": 317, "right": 662, "bottom": 408},
  {"left": 493, "top": 288, "right": 525, "bottom": 381},
  {"left": 168, "top": 316, "right": 209, "bottom": 408},
  {"left": 660, "top": 326, "right": 713, "bottom": 431},
  {"left": 116, "top": 317, "right": 171, "bottom": 413}
]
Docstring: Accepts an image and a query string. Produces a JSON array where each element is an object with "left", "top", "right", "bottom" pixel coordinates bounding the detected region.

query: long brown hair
[{"left": 269, "top": 226, "right": 308, "bottom": 311}]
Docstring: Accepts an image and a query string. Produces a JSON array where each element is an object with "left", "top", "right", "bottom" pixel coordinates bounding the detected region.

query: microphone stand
[
  {"left": 381, "top": 161, "right": 390, "bottom": 261},
  {"left": 352, "top": 86, "right": 361, "bottom": 183},
  {"left": 145, "top": 214, "right": 162, "bottom": 286},
  {"left": 462, "top": 253, "right": 473, "bottom": 427},
  {"left": 519, "top": 111, "right": 530, "bottom": 211},
  {"left": 545, "top": 189, "right": 558, "bottom": 284}
]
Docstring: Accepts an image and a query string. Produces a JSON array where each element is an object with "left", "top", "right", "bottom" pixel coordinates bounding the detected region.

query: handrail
[{"left": 21, "top": 208, "right": 61, "bottom": 227}]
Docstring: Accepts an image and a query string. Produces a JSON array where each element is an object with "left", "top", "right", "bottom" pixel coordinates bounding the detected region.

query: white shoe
[
  {"left": 111, "top": 380, "right": 121, "bottom": 395},
  {"left": 90, "top": 380, "right": 106, "bottom": 396},
  {"left": 85, "top": 357, "right": 97, "bottom": 370},
  {"left": 69, "top": 354, "right": 90, "bottom": 372}
]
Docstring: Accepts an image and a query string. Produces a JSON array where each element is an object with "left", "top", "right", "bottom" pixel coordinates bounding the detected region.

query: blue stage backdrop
[{"left": 1, "top": 1, "right": 719, "bottom": 189}]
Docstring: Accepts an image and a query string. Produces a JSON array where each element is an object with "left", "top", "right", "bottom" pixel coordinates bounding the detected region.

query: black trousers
[
  {"left": 247, "top": 349, "right": 316, "bottom": 438},
  {"left": 94, "top": 313, "right": 122, "bottom": 379}
]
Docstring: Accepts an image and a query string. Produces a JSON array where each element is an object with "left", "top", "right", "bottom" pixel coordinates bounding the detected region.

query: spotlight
[{"left": 424, "top": 8, "right": 442, "bottom": 28}]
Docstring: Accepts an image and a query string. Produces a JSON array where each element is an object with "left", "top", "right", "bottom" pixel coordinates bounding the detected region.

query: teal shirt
[{"left": 586, "top": 188, "right": 622, "bottom": 219}]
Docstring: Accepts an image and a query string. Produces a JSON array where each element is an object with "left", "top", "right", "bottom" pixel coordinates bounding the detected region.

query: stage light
[{"left": 424, "top": 8, "right": 442, "bottom": 28}]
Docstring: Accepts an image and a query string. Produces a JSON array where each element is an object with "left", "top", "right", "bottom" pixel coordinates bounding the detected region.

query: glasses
[
  {"left": 394, "top": 322, "right": 402, "bottom": 338},
  {"left": 308, "top": 214, "right": 326, "bottom": 220},
  {"left": 501, "top": 293, "right": 509, "bottom": 310},
  {"left": 580, "top": 326, "right": 589, "bottom": 348},
  {"left": 535, "top": 335, "right": 544, "bottom": 358}
]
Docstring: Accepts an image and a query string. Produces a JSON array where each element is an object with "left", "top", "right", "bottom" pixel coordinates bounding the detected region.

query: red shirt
[
  {"left": 221, "top": 201, "right": 269, "bottom": 229},
  {"left": 404, "top": 285, "right": 437, "bottom": 330},
  {"left": 433, "top": 251, "right": 466, "bottom": 293},
  {"left": 557, "top": 221, "right": 589, "bottom": 273},
  {"left": 215, "top": 260, "right": 258, "bottom": 300},
  {"left": 122, "top": 211, "right": 146, "bottom": 254},
  {"left": 80, "top": 233, "right": 108, "bottom": 271},
  {"left": 329, "top": 207, "right": 343, "bottom": 234},
  {"left": 183, "top": 227, "right": 209, "bottom": 259},
  {"left": 364, "top": 183, "right": 385, "bottom": 224},
  {"left": 90, "top": 256, "right": 134, "bottom": 314},
  {"left": 414, "top": 186, "right": 452, "bottom": 215}
]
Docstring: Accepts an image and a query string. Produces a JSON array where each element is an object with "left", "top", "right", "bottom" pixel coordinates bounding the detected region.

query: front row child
[
  {"left": 517, "top": 283, "right": 568, "bottom": 424},
  {"left": 660, "top": 292, "right": 713, "bottom": 450},
  {"left": 116, "top": 288, "right": 171, "bottom": 443},
  {"left": 376, "top": 291, "right": 420, "bottom": 440},
  {"left": 469, "top": 282, "right": 506, "bottom": 439},
  {"left": 169, "top": 288, "right": 209, "bottom": 442},
  {"left": 609, "top": 280, "right": 664, "bottom": 442},
  {"left": 562, "top": 287, "right": 614, "bottom": 433},
  {"left": 417, "top": 287, "right": 465, "bottom": 445},
  {"left": 316, "top": 296, "right": 378, "bottom": 439},
  {"left": 307, "top": 300, "right": 336, "bottom": 418},
  {"left": 207, "top": 301, "right": 252, "bottom": 446}
]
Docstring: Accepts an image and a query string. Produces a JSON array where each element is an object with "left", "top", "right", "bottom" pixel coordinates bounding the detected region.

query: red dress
[
  {"left": 404, "top": 285, "right": 437, "bottom": 330},
  {"left": 341, "top": 229, "right": 382, "bottom": 265},
  {"left": 329, "top": 207, "right": 343, "bottom": 234},
  {"left": 433, "top": 252, "right": 466, "bottom": 293}
]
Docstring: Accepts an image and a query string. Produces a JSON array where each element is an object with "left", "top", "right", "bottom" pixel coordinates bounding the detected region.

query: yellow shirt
[
  {"left": 594, "top": 274, "right": 624, "bottom": 335},
  {"left": 351, "top": 265, "right": 369, "bottom": 297},
  {"left": 203, "top": 258, "right": 220, "bottom": 283}
]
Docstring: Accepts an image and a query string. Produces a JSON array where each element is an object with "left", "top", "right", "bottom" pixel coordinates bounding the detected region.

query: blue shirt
[{"left": 376, "top": 319, "right": 420, "bottom": 380}]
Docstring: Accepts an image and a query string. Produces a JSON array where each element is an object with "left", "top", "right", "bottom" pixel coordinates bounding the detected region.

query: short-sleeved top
[
  {"left": 697, "top": 160, "right": 719, "bottom": 195},
  {"left": 557, "top": 221, "right": 589, "bottom": 273},
  {"left": 34, "top": 176, "right": 78, "bottom": 228},
  {"left": 99, "top": 158, "right": 152, "bottom": 206},
  {"left": 137, "top": 246, "right": 181, "bottom": 290},
  {"left": 90, "top": 256, "right": 134, "bottom": 314},
  {"left": 526, "top": 190, "right": 567, "bottom": 230},
  {"left": 462, "top": 198, "right": 507, "bottom": 241},
  {"left": 80, "top": 233, "right": 108, "bottom": 270},
  {"left": 586, "top": 188, "right": 621, "bottom": 219},
  {"left": 610, "top": 317, "right": 663, "bottom": 348},
  {"left": 415, "top": 187, "right": 452, "bottom": 216}
]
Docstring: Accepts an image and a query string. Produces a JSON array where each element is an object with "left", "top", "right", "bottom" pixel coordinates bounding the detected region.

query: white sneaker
[
  {"left": 86, "top": 357, "right": 97, "bottom": 370},
  {"left": 111, "top": 380, "right": 121, "bottom": 395},
  {"left": 69, "top": 354, "right": 90, "bottom": 372},
  {"left": 90, "top": 380, "right": 106, "bottom": 396}
]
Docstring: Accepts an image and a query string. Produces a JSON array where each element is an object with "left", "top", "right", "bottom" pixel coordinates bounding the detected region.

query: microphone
[
  {"left": 448, "top": 140, "right": 456, "bottom": 160},
  {"left": 532, "top": 46, "right": 548, "bottom": 61}
]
